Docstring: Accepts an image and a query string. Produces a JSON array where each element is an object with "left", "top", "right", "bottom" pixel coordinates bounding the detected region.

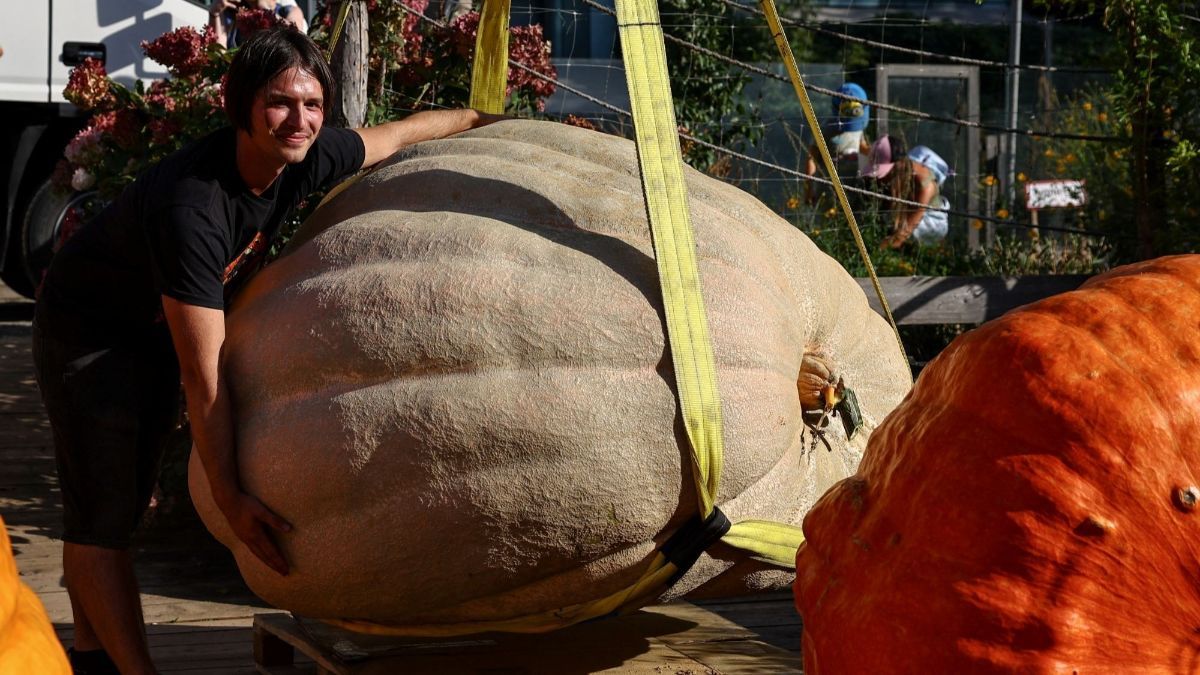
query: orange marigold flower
[{"left": 562, "top": 115, "right": 597, "bottom": 131}]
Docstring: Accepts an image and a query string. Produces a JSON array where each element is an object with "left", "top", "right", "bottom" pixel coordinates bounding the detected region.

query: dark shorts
[{"left": 32, "top": 319, "right": 181, "bottom": 549}]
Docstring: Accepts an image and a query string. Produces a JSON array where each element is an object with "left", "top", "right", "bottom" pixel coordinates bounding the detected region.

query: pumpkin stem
[
  {"left": 797, "top": 351, "right": 836, "bottom": 416},
  {"left": 798, "top": 353, "right": 864, "bottom": 442}
]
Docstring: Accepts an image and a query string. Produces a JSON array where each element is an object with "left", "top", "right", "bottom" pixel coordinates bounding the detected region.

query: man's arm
[
  {"left": 161, "top": 297, "right": 291, "bottom": 575},
  {"left": 354, "top": 109, "right": 504, "bottom": 168}
]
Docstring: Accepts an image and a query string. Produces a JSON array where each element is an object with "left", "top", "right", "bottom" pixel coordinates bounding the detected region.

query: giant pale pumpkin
[
  {"left": 796, "top": 255, "right": 1200, "bottom": 673},
  {"left": 189, "top": 119, "right": 910, "bottom": 629},
  {"left": 0, "top": 517, "right": 70, "bottom": 674}
]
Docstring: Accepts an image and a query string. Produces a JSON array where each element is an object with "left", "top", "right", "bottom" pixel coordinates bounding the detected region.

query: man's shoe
[{"left": 66, "top": 647, "right": 120, "bottom": 675}]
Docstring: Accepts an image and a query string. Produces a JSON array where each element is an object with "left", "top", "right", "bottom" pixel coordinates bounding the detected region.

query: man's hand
[{"left": 217, "top": 490, "right": 292, "bottom": 576}]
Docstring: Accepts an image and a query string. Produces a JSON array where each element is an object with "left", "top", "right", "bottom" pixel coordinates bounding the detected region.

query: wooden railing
[{"left": 856, "top": 275, "right": 1091, "bottom": 325}]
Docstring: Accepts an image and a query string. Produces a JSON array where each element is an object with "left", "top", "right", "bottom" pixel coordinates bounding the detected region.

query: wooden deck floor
[{"left": 0, "top": 291, "right": 803, "bottom": 674}]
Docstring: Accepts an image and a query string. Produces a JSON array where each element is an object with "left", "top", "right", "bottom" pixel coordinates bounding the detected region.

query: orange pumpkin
[
  {"left": 0, "top": 516, "right": 69, "bottom": 674},
  {"left": 795, "top": 255, "right": 1200, "bottom": 673}
]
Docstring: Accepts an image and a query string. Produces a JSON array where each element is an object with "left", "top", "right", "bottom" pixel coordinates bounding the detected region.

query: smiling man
[{"left": 32, "top": 27, "right": 498, "bottom": 675}]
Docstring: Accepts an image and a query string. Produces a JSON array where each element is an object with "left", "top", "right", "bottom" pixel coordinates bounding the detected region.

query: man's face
[{"left": 246, "top": 67, "right": 324, "bottom": 167}]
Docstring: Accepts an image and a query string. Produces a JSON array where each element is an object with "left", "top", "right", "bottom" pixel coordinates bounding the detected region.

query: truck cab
[{"left": 0, "top": 0, "right": 209, "bottom": 297}]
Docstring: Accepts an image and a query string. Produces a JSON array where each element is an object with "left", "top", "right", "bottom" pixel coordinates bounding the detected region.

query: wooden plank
[
  {"left": 251, "top": 603, "right": 801, "bottom": 675},
  {"left": 857, "top": 275, "right": 1091, "bottom": 325},
  {"left": 667, "top": 637, "right": 800, "bottom": 674}
]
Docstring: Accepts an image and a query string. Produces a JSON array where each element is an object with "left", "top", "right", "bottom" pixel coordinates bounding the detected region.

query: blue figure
[{"left": 804, "top": 83, "right": 871, "bottom": 202}]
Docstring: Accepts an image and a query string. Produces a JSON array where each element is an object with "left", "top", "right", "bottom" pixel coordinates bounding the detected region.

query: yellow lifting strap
[
  {"left": 610, "top": 0, "right": 807, "bottom": 570},
  {"left": 756, "top": 0, "right": 909, "bottom": 371},
  {"left": 616, "top": 0, "right": 723, "bottom": 520},
  {"left": 468, "top": 0, "right": 513, "bottom": 114},
  {"left": 324, "top": 0, "right": 356, "bottom": 62},
  {"left": 326, "top": 0, "right": 805, "bottom": 639}
]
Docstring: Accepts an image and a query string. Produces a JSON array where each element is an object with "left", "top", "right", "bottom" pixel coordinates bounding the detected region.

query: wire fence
[{"left": 388, "top": 0, "right": 1118, "bottom": 241}]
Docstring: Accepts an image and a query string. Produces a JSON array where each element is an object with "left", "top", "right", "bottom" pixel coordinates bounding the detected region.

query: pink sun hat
[{"left": 861, "top": 135, "right": 905, "bottom": 179}]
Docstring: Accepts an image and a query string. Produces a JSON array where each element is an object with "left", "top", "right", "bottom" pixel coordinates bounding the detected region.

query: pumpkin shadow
[
  {"left": 51, "top": 611, "right": 725, "bottom": 673},
  {"left": 885, "top": 275, "right": 1090, "bottom": 325},
  {"left": 278, "top": 610, "right": 707, "bottom": 674}
]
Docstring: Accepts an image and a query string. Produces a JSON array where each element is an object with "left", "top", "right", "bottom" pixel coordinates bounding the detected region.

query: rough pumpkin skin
[
  {"left": 795, "top": 255, "right": 1200, "bottom": 674},
  {"left": 0, "top": 517, "right": 70, "bottom": 674},
  {"left": 189, "top": 119, "right": 911, "bottom": 628}
]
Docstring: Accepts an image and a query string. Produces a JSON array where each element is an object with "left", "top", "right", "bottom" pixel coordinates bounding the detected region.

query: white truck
[{"left": 0, "top": 0, "right": 209, "bottom": 297}]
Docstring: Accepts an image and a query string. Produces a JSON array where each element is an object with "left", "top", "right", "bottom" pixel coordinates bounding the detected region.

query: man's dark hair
[{"left": 223, "top": 27, "right": 336, "bottom": 132}]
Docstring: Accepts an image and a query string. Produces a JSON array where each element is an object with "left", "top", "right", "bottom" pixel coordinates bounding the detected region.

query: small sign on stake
[
  {"left": 1024, "top": 179, "right": 1087, "bottom": 232},
  {"left": 1025, "top": 179, "right": 1087, "bottom": 210}
]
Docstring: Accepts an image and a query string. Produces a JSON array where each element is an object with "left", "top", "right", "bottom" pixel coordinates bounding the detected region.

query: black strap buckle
[{"left": 659, "top": 506, "right": 732, "bottom": 580}]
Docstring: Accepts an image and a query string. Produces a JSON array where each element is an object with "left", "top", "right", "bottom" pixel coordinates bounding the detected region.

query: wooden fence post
[{"left": 331, "top": 0, "right": 368, "bottom": 128}]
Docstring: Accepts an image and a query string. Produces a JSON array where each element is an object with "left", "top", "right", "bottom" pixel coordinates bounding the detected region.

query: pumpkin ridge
[
  {"left": 1016, "top": 286, "right": 1192, "bottom": 459},
  {"left": 300, "top": 234, "right": 801, "bottom": 336},
  {"left": 450, "top": 124, "right": 644, "bottom": 178}
]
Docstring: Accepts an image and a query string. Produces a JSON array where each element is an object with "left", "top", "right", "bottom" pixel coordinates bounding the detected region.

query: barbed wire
[
  {"left": 394, "top": 2, "right": 1113, "bottom": 240},
  {"left": 578, "top": 0, "right": 1128, "bottom": 143}
]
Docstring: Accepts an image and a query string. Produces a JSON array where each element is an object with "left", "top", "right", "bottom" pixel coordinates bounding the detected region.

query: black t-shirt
[{"left": 37, "top": 125, "right": 365, "bottom": 344}]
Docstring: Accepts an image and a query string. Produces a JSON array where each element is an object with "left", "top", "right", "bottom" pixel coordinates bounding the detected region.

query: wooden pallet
[{"left": 253, "top": 598, "right": 802, "bottom": 675}]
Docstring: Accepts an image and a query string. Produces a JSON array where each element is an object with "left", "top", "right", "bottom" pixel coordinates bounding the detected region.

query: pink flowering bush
[
  {"left": 59, "top": 2, "right": 557, "bottom": 219},
  {"left": 311, "top": 0, "right": 555, "bottom": 120},
  {"left": 55, "top": 16, "right": 285, "bottom": 208}
]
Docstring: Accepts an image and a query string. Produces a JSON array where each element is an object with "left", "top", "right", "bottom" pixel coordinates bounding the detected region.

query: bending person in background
[
  {"left": 210, "top": 0, "right": 309, "bottom": 48},
  {"left": 33, "top": 26, "right": 497, "bottom": 675},
  {"left": 861, "top": 135, "right": 951, "bottom": 248},
  {"left": 804, "top": 82, "right": 871, "bottom": 203}
]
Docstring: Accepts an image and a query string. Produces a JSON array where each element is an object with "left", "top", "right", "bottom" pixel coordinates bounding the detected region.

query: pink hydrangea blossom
[
  {"left": 149, "top": 118, "right": 182, "bottom": 145},
  {"left": 145, "top": 80, "right": 178, "bottom": 113},
  {"left": 235, "top": 8, "right": 282, "bottom": 39},
  {"left": 63, "top": 58, "right": 114, "bottom": 111},
  {"left": 70, "top": 167, "right": 95, "bottom": 191},
  {"left": 64, "top": 126, "right": 103, "bottom": 163},
  {"left": 142, "top": 26, "right": 217, "bottom": 78}
]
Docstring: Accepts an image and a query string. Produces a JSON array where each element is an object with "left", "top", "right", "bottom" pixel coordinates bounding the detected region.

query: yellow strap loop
[
  {"left": 469, "top": 0, "right": 512, "bottom": 113},
  {"left": 724, "top": 520, "right": 806, "bottom": 567},
  {"left": 757, "top": 0, "right": 910, "bottom": 375}
]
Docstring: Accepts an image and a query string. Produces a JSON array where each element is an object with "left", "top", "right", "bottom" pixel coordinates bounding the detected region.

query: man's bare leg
[
  {"left": 66, "top": 581, "right": 100, "bottom": 650},
  {"left": 63, "top": 543, "right": 155, "bottom": 675}
]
